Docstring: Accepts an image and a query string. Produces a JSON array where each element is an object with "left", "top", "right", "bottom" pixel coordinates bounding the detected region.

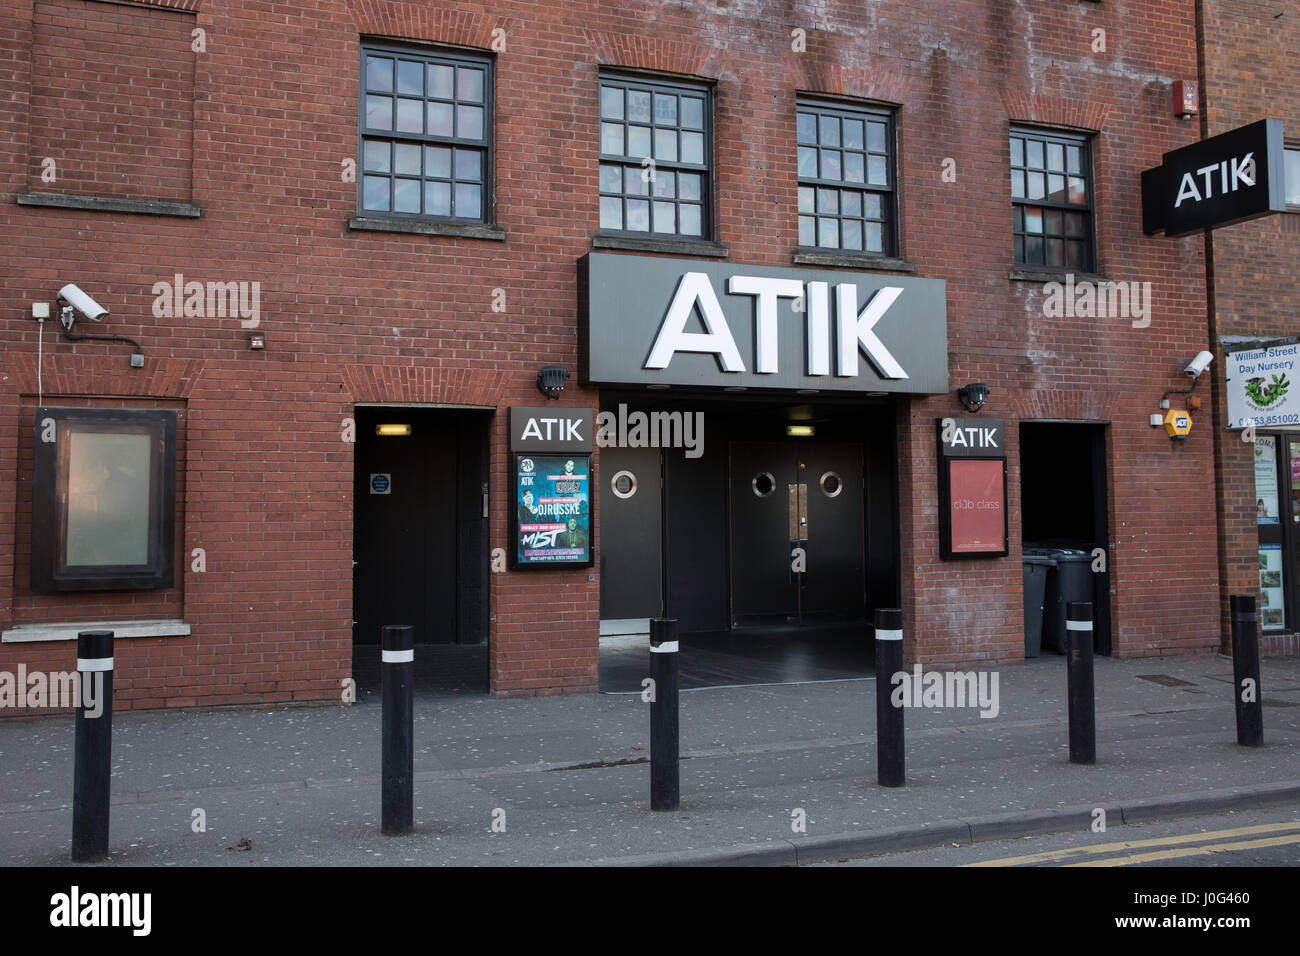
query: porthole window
[
  {"left": 820, "top": 471, "right": 842, "bottom": 498},
  {"left": 752, "top": 472, "right": 776, "bottom": 498},
  {"left": 611, "top": 469, "right": 637, "bottom": 499}
]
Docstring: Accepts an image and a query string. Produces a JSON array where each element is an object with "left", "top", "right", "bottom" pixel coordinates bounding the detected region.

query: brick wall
[
  {"left": 0, "top": 0, "right": 1218, "bottom": 715},
  {"left": 26, "top": 0, "right": 196, "bottom": 204},
  {"left": 1199, "top": 0, "right": 1300, "bottom": 653}
]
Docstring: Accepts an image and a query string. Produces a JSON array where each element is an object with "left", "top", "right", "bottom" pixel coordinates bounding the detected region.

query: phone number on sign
[{"left": 1240, "top": 414, "right": 1300, "bottom": 427}]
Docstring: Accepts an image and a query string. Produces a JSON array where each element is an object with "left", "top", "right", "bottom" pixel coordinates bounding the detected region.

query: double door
[{"left": 728, "top": 441, "right": 864, "bottom": 624}]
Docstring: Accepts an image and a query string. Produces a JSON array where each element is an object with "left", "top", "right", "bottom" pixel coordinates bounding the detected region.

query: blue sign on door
[{"left": 370, "top": 473, "right": 391, "bottom": 495}]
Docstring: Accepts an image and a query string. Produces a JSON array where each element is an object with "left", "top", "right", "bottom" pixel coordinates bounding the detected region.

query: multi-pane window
[
  {"left": 598, "top": 75, "right": 710, "bottom": 238},
  {"left": 359, "top": 44, "right": 491, "bottom": 222},
  {"left": 797, "top": 100, "right": 896, "bottom": 256},
  {"left": 1010, "top": 128, "right": 1093, "bottom": 271}
]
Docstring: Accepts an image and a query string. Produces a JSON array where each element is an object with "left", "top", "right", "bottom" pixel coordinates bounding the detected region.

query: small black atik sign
[{"left": 1142, "top": 119, "right": 1286, "bottom": 237}]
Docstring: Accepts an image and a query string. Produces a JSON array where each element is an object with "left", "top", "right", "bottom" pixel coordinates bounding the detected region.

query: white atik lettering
[
  {"left": 836, "top": 285, "right": 907, "bottom": 378},
  {"left": 727, "top": 275, "right": 804, "bottom": 374},
  {"left": 645, "top": 272, "right": 745, "bottom": 372}
]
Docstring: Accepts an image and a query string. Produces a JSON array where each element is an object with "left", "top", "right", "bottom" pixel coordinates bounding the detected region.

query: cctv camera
[
  {"left": 1184, "top": 350, "right": 1213, "bottom": 378},
  {"left": 58, "top": 283, "right": 109, "bottom": 322}
]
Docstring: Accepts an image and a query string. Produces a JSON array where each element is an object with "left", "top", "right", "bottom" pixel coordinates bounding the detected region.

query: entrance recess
[
  {"left": 352, "top": 406, "right": 490, "bottom": 651},
  {"left": 1019, "top": 422, "right": 1111, "bottom": 654},
  {"left": 728, "top": 441, "right": 864, "bottom": 625}
]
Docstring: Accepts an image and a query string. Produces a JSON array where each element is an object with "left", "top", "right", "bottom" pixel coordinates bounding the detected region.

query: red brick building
[
  {"left": 1199, "top": 0, "right": 1300, "bottom": 655},
  {"left": 0, "top": 0, "right": 1222, "bottom": 714}
]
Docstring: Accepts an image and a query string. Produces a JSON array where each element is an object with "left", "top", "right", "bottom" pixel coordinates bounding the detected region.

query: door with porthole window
[
  {"left": 599, "top": 446, "right": 663, "bottom": 622},
  {"left": 729, "top": 442, "right": 864, "bottom": 624}
]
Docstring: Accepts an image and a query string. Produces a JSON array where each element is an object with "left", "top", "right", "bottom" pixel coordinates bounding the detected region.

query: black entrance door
[
  {"left": 599, "top": 446, "right": 663, "bottom": 621},
  {"left": 353, "top": 411, "right": 458, "bottom": 645},
  {"left": 729, "top": 441, "right": 864, "bottom": 624}
]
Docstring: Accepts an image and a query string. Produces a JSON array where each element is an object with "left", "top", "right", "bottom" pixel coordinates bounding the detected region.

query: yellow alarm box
[{"left": 1164, "top": 408, "right": 1192, "bottom": 438}]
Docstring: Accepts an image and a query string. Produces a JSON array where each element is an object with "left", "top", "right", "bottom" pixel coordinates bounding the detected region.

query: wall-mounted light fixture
[
  {"left": 248, "top": 331, "right": 266, "bottom": 350},
  {"left": 958, "top": 382, "right": 990, "bottom": 412},
  {"left": 376, "top": 423, "right": 412, "bottom": 437},
  {"left": 787, "top": 425, "right": 815, "bottom": 437},
  {"left": 537, "top": 365, "right": 568, "bottom": 400}
]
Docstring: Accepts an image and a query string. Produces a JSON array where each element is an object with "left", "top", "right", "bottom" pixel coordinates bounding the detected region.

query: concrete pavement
[{"left": 1, "top": 652, "right": 1298, "bottom": 866}]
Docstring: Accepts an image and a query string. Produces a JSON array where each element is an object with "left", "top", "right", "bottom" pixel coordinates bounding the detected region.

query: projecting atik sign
[
  {"left": 578, "top": 253, "right": 948, "bottom": 394},
  {"left": 1142, "top": 119, "right": 1287, "bottom": 237}
]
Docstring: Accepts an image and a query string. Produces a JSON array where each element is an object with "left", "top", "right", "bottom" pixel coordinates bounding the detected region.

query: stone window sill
[
  {"left": 17, "top": 193, "right": 200, "bottom": 217},
  {"left": 792, "top": 250, "right": 916, "bottom": 272},
  {"left": 592, "top": 234, "right": 728, "bottom": 257},
  {"left": 1009, "top": 269, "right": 1114, "bottom": 284},
  {"left": 2, "top": 619, "right": 192, "bottom": 644},
  {"left": 348, "top": 217, "right": 506, "bottom": 240}
]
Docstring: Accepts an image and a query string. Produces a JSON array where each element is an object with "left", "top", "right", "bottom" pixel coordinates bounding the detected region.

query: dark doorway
[
  {"left": 599, "top": 445, "right": 663, "bottom": 623},
  {"left": 596, "top": 395, "right": 894, "bottom": 692},
  {"left": 728, "top": 441, "right": 864, "bottom": 624},
  {"left": 1019, "top": 421, "right": 1112, "bottom": 654},
  {"left": 352, "top": 406, "right": 490, "bottom": 692}
]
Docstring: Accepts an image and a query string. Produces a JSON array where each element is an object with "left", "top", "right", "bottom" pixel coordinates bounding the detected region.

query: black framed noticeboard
[
  {"left": 511, "top": 453, "right": 593, "bottom": 568},
  {"left": 937, "top": 418, "right": 1008, "bottom": 559}
]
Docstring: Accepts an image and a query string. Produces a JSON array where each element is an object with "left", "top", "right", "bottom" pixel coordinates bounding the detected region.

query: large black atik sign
[
  {"left": 1142, "top": 119, "right": 1286, "bottom": 237},
  {"left": 577, "top": 253, "right": 948, "bottom": 394}
]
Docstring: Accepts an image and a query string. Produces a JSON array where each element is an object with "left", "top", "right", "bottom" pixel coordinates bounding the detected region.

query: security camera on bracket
[
  {"left": 1151, "top": 351, "right": 1213, "bottom": 438},
  {"left": 53, "top": 283, "right": 144, "bottom": 368}
]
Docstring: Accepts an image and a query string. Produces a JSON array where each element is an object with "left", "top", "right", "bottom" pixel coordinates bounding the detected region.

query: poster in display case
[
  {"left": 511, "top": 453, "right": 593, "bottom": 568},
  {"left": 1259, "top": 543, "right": 1285, "bottom": 630}
]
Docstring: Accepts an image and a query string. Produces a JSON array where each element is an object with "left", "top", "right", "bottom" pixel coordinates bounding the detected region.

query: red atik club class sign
[{"left": 937, "top": 418, "right": 1008, "bottom": 559}]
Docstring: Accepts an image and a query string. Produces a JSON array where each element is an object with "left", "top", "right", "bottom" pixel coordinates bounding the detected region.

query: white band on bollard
[
  {"left": 381, "top": 649, "right": 414, "bottom": 663},
  {"left": 1066, "top": 620, "right": 1093, "bottom": 631},
  {"left": 649, "top": 641, "right": 679, "bottom": 653},
  {"left": 875, "top": 629, "right": 903, "bottom": 641},
  {"left": 76, "top": 657, "right": 114, "bottom": 672}
]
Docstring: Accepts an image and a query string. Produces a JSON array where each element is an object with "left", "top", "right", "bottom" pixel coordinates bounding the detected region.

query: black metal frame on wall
[{"left": 31, "top": 406, "right": 177, "bottom": 592}]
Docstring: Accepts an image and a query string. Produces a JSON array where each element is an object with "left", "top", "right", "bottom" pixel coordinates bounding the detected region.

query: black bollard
[
  {"left": 1229, "top": 595, "right": 1264, "bottom": 747},
  {"left": 649, "top": 618, "right": 680, "bottom": 811},
  {"left": 1066, "top": 602, "right": 1096, "bottom": 765},
  {"left": 72, "top": 630, "right": 114, "bottom": 863},
  {"left": 874, "top": 608, "right": 904, "bottom": 787},
  {"left": 381, "top": 624, "right": 414, "bottom": 835}
]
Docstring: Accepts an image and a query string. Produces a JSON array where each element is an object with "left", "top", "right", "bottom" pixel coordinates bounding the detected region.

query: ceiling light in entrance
[
  {"left": 786, "top": 425, "right": 815, "bottom": 437},
  {"left": 375, "top": 424, "right": 412, "bottom": 436}
]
